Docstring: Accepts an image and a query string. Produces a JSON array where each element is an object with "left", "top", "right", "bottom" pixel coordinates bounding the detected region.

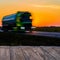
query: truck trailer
[{"left": 2, "top": 11, "right": 32, "bottom": 32}]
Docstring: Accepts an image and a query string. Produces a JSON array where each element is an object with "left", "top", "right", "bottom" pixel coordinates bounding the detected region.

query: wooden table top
[{"left": 0, "top": 46, "right": 60, "bottom": 60}]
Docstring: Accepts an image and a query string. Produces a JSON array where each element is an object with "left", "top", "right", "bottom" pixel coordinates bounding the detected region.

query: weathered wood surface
[{"left": 0, "top": 46, "right": 60, "bottom": 60}]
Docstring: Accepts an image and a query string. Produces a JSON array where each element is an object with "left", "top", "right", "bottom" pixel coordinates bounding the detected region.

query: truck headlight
[{"left": 21, "top": 27, "right": 25, "bottom": 29}]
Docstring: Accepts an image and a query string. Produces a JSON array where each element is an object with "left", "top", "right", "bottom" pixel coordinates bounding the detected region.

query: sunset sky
[{"left": 0, "top": 0, "right": 60, "bottom": 27}]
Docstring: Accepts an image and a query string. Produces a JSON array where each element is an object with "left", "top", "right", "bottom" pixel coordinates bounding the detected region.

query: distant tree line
[{"left": 33, "top": 27, "right": 60, "bottom": 32}]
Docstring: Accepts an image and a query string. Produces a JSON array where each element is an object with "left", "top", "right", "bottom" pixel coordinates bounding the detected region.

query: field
[
  {"left": 33, "top": 27, "right": 60, "bottom": 32},
  {"left": 0, "top": 32, "right": 60, "bottom": 46}
]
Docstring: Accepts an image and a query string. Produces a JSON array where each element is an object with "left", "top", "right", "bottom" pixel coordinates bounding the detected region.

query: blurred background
[{"left": 0, "top": 0, "right": 60, "bottom": 27}]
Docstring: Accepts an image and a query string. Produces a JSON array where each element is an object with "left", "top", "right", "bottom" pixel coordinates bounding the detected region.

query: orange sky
[{"left": 0, "top": 0, "right": 60, "bottom": 27}]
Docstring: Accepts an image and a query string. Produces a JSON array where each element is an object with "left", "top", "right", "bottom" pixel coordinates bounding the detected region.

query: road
[
  {"left": 26, "top": 31, "right": 60, "bottom": 38},
  {"left": 0, "top": 29, "right": 60, "bottom": 38}
]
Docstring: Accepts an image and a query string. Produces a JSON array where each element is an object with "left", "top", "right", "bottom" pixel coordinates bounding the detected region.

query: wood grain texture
[
  {"left": 0, "top": 46, "right": 10, "bottom": 60},
  {"left": 0, "top": 46, "right": 60, "bottom": 60}
]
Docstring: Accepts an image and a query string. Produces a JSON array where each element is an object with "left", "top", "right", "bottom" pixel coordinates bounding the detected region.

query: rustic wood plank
[
  {"left": 52, "top": 47, "right": 60, "bottom": 55},
  {"left": 21, "top": 46, "right": 41, "bottom": 60},
  {"left": 0, "top": 46, "right": 60, "bottom": 60},
  {"left": 0, "top": 46, "right": 10, "bottom": 60},
  {"left": 10, "top": 46, "right": 60, "bottom": 60},
  {"left": 10, "top": 46, "right": 25, "bottom": 60},
  {"left": 40, "top": 46, "right": 60, "bottom": 60}
]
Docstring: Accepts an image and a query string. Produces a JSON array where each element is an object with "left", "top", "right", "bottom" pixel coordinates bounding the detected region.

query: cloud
[
  {"left": 24, "top": 0, "right": 60, "bottom": 5},
  {"left": 31, "top": 4, "right": 60, "bottom": 9}
]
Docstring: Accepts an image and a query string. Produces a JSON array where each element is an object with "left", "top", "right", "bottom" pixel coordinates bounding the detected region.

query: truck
[{"left": 2, "top": 11, "right": 32, "bottom": 32}]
